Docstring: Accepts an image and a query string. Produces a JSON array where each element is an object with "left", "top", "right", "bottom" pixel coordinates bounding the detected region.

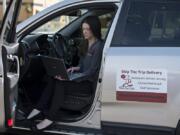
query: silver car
[{"left": 0, "top": 0, "right": 180, "bottom": 134}]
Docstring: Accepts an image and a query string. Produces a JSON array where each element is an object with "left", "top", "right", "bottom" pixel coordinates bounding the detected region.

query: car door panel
[
  {"left": 102, "top": 47, "right": 180, "bottom": 128},
  {"left": 0, "top": 0, "right": 21, "bottom": 130},
  {"left": 101, "top": 0, "right": 180, "bottom": 133}
]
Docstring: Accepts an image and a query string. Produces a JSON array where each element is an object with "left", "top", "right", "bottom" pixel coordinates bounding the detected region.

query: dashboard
[
  {"left": 20, "top": 34, "right": 51, "bottom": 55},
  {"left": 18, "top": 33, "right": 80, "bottom": 80},
  {"left": 18, "top": 34, "right": 55, "bottom": 79}
]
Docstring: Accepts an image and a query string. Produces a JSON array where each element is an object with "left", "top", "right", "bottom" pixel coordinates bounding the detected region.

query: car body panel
[
  {"left": 102, "top": 47, "right": 180, "bottom": 128},
  {"left": 101, "top": 0, "right": 180, "bottom": 130},
  {"left": 0, "top": 0, "right": 180, "bottom": 134}
]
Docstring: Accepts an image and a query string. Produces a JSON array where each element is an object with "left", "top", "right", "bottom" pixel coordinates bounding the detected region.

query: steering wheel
[
  {"left": 52, "top": 33, "right": 75, "bottom": 67},
  {"left": 52, "top": 33, "right": 68, "bottom": 59}
]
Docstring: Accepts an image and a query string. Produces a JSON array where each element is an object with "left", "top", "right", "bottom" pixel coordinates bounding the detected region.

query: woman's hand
[
  {"left": 54, "top": 75, "right": 66, "bottom": 80},
  {"left": 67, "top": 66, "right": 80, "bottom": 73}
]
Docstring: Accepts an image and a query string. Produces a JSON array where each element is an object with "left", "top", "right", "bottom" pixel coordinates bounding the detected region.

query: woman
[{"left": 27, "top": 16, "right": 103, "bottom": 130}]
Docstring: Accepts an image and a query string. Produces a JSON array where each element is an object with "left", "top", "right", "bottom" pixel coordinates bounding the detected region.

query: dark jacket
[{"left": 75, "top": 40, "right": 103, "bottom": 82}]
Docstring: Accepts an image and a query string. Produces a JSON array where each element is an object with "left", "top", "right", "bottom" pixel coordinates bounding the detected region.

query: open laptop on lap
[{"left": 41, "top": 56, "right": 83, "bottom": 80}]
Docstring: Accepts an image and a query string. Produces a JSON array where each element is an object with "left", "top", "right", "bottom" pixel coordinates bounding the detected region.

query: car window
[
  {"left": 0, "top": 4, "right": 4, "bottom": 32},
  {"left": 31, "top": 15, "right": 78, "bottom": 34},
  {"left": 99, "top": 12, "right": 114, "bottom": 39},
  {"left": 31, "top": 9, "right": 88, "bottom": 34},
  {"left": 0, "top": 13, "right": 2, "bottom": 28},
  {"left": 17, "top": 1, "right": 62, "bottom": 24},
  {"left": 149, "top": 11, "right": 180, "bottom": 42},
  {"left": 113, "top": 1, "right": 180, "bottom": 46}
]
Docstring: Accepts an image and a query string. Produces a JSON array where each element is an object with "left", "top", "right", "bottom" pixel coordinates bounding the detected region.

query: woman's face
[{"left": 82, "top": 22, "right": 94, "bottom": 40}]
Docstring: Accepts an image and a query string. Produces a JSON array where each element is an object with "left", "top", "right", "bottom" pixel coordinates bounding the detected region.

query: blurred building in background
[{"left": 0, "top": 0, "right": 62, "bottom": 24}]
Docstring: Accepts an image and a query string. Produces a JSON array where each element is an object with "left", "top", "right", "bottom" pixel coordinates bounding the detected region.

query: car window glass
[
  {"left": 32, "top": 15, "right": 78, "bottom": 34},
  {"left": 0, "top": 1, "right": 63, "bottom": 39},
  {"left": 17, "top": 0, "right": 62, "bottom": 24},
  {"left": 0, "top": 11, "right": 2, "bottom": 28},
  {"left": 99, "top": 12, "right": 114, "bottom": 39},
  {"left": 119, "top": 2, "right": 180, "bottom": 46},
  {"left": 31, "top": 9, "right": 88, "bottom": 34}
]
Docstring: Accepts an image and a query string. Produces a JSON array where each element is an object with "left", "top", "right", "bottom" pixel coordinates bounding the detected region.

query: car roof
[{"left": 17, "top": 0, "right": 120, "bottom": 35}]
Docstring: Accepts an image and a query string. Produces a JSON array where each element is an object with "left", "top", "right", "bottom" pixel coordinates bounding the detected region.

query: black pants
[{"left": 36, "top": 77, "right": 92, "bottom": 120}]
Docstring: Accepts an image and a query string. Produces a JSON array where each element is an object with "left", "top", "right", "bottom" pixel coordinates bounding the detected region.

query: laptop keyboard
[{"left": 68, "top": 73, "right": 84, "bottom": 80}]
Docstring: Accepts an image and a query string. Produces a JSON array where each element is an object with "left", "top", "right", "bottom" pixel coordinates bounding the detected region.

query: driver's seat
[{"left": 60, "top": 80, "right": 94, "bottom": 111}]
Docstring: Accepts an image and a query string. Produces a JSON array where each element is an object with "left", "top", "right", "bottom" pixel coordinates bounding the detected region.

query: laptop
[{"left": 41, "top": 56, "right": 83, "bottom": 80}]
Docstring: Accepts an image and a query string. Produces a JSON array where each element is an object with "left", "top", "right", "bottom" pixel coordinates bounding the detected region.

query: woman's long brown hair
[{"left": 79, "top": 16, "right": 102, "bottom": 57}]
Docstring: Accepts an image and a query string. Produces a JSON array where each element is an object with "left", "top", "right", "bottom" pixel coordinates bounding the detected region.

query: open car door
[{"left": 0, "top": 0, "right": 21, "bottom": 131}]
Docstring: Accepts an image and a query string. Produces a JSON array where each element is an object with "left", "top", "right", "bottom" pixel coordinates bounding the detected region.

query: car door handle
[
  {"left": 8, "top": 55, "right": 19, "bottom": 75},
  {"left": 7, "top": 55, "right": 19, "bottom": 89}
]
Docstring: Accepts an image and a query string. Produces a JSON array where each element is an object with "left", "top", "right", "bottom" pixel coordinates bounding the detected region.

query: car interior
[{"left": 14, "top": 5, "right": 116, "bottom": 127}]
